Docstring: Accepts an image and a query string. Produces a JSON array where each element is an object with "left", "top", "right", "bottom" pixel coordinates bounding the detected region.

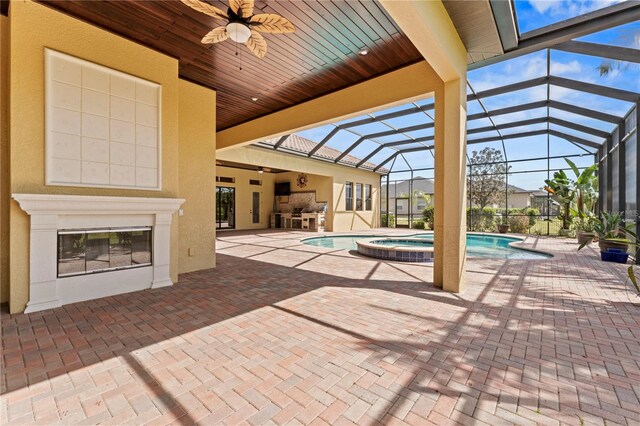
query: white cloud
[
  {"left": 527, "top": 0, "right": 625, "bottom": 20},
  {"left": 550, "top": 60, "right": 582, "bottom": 76}
]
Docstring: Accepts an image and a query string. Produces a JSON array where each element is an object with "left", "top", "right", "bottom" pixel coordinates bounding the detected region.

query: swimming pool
[{"left": 302, "top": 233, "right": 552, "bottom": 260}]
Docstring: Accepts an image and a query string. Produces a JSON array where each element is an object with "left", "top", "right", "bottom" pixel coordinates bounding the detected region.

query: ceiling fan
[{"left": 181, "top": 0, "right": 295, "bottom": 59}]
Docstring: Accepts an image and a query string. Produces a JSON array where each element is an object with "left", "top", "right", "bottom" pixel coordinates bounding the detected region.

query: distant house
[
  {"left": 382, "top": 177, "right": 434, "bottom": 215},
  {"left": 505, "top": 185, "right": 534, "bottom": 209}
]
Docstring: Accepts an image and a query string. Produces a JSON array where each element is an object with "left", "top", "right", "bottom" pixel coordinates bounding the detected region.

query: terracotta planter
[
  {"left": 598, "top": 239, "right": 629, "bottom": 252},
  {"left": 576, "top": 231, "right": 595, "bottom": 245},
  {"left": 498, "top": 224, "right": 509, "bottom": 233}
]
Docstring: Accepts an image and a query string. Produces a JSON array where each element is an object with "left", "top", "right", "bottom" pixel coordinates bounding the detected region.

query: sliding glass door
[{"left": 216, "top": 186, "right": 235, "bottom": 229}]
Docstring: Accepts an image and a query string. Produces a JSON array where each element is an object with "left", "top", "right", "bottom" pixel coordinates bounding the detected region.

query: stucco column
[{"left": 434, "top": 78, "right": 467, "bottom": 292}]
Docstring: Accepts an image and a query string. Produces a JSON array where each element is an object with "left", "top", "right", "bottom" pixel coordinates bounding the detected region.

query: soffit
[
  {"left": 442, "top": 0, "right": 506, "bottom": 64},
  {"left": 37, "top": 0, "right": 423, "bottom": 131}
]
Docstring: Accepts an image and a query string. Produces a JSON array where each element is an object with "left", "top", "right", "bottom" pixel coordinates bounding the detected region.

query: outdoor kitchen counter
[{"left": 271, "top": 213, "right": 325, "bottom": 231}]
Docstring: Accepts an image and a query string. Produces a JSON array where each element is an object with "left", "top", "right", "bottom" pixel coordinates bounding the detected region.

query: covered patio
[{"left": 2, "top": 231, "right": 637, "bottom": 425}]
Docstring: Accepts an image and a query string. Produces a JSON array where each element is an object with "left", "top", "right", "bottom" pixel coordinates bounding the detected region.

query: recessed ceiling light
[
  {"left": 358, "top": 48, "right": 369, "bottom": 56},
  {"left": 251, "top": 97, "right": 259, "bottom": 102}
]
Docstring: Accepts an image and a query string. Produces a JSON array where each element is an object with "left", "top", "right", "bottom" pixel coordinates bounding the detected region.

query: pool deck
[{"left": 2, "top": 229, "right": 639, "bottom": 425}]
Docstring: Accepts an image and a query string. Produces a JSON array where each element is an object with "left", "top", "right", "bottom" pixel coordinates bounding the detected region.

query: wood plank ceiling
[{"left": 37, "top": 0, "right": 424, "bottom": 131}]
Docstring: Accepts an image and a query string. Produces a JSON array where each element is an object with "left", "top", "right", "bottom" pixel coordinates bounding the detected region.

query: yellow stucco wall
[
  {"left": 7, "top": 1, "right": 216, "bottom": 312},
  {"left": 178, "top": 80, "right": 217, "bottom": 273},
  {"left": 215, "top": 166, "right": 276, "bottom": 230},
  {"left": 218, "top": 147, "right": 380, "bottom": 232},
  {"left": 1, "top": 15, "right": 10, "bottom": 303},
  {"left": 275, "top": 172, "right": 333, "bottom": 205}
]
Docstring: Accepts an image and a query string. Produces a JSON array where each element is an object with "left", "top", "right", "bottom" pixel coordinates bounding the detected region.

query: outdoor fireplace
[{"left": 12, "top": 194, "right": 184, "bottom": 313}]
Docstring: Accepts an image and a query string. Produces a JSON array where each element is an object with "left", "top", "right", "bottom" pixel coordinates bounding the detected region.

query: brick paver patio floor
[{"left": 2, "top": 230, "right": 639, "bottom": 425}]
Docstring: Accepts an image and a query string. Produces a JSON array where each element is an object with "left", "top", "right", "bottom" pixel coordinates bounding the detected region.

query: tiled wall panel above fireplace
[{"left": 45, "top": 49, "right": 162, "bottom": 190}]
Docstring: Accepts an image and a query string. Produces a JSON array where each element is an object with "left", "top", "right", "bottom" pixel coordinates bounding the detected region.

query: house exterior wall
[
  {"left": 215, "top": 166, "right": 277, "bottom": 231},
  {"left": 6, "top": 1, "right": 216, "bottom": 312},
  {"left": 217, "top": 146, "right": 380, "bottom": 232},
  {"left": 507, "top": 193, "right": 532, "bottom": 209},
  {"left": 0, "top": 15, "right": 9, "bottom": 303},
  {"left": 178, "top": 80, "right": 217, "bottom": 274}
]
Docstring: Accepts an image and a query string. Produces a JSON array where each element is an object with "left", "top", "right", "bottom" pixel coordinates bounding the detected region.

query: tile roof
[{"left": 259, "top": 134, "right": 385, "bottom": 172}]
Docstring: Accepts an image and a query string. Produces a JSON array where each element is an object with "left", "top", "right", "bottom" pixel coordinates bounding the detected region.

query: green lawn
[{"left": 528, "top": 218, "right": 564, "bottom": 235}]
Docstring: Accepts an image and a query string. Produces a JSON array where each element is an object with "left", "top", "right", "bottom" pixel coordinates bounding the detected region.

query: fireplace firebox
[{"left": 57, "top": 227, "right": 152, "bottom": 277}]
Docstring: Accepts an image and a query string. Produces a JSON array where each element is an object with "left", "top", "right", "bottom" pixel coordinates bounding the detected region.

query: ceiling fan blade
[
  {"left": 245, "top": 31, "right": 267, "bottom": 58},
  {"left": 249, "top": 14, "right": 295, "bottom": 34},
  {"left": 229, "top": 0, "right": 254, "bottom": 19},
  {"left": 180, "top": 0, "right": 228, "bottom": 20},
  {"left": 201, "top": 26, "right": 229, "bottom": 44}
]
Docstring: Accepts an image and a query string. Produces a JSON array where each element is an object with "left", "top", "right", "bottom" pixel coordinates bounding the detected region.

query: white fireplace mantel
[{"left": 12, "top": 194, "right": 184, "bottom": 313}]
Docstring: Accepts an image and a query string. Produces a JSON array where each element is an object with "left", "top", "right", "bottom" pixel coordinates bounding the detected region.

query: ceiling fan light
[
  {"left": 226, "top": 22, "right": 251, "bottom": 43},
  {"left": 257, "top": 167, "right": 264, "bottom": 174}
]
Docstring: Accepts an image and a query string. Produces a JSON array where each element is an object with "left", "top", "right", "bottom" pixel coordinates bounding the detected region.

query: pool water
[
  {"left": 302, "top": 233, "right": 551, "bottom": 260},
  {"left": 304, "top": 235, "right": 378, "bottom": 250}
]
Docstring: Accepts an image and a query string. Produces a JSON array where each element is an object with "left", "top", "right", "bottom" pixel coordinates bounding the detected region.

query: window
[
  {"left": 345, "top": 182, "right": 353, "bottom": 210},
  {"left": 249, "top": 179, "right": 262, "bottom": 186},
  {"left": 356, "top": 183, "right": 363, "bottom": 211},
  {"left": 216, "top": 176, "right": 235, "bottom": 183},
  {"left": 365, "top": 184, "right": 372, "bottom": 211}
]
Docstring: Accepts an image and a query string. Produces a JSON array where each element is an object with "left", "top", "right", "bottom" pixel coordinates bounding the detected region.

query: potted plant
[
  {"left": 564, "top": 159, "right": 599, "bottom": 245},
  {"left": 498, "top": 219, "right": 509, "bottom": 234},
  {"left": 422, "top": 206, "right": 434, "bottom": 230},
  {"left": 544, "top": 169, "right": 575, "bottom": 236},
  {"left": 579, "top": 218, "right": 640, "bottom": 294},
  {"left": 575, "top": 216, "right": 596, "bottom": 245},
  {"left": 592, "top": 212, "right": 632, "bottom": 252}
]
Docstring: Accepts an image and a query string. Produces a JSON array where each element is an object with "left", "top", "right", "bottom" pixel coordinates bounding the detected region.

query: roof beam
[
  {"left": 552, "top": 40, "right": 640, "bottom": 63},
  {"left": 467, "top": 100, "right": 548, "bottom": 121},
  {"left": 549, "top": 76, "right": 639, "bottom": 103},
  {"left": 548, "top": 129, "right": 601, "bottom": 149},
  {"left": 468, "top": 129, "right": 548, "bottom": 144},
  {"left": 334, "top": 122, "right": 435, "bottom": 163},
  {"left": 469, "top": 2, "right": 640, "bottom": 70},
  {"left": 273, "top": 134, "right": 289, "bottom": 150},
  {"left": 307, "top": 127, "right": 340, "bottom": 157},
  {"left": 338, "top": 103, "right": 435, "bottom": 130},
  {"left": 374, "top": 146, "right": 434, "bottom": 172},
  {"left": 548, "top": 117, "right": 610, "bottom": 139},
  {"left": 355, "top": 136, "right": 434, "bottom": 168},
  {"left": 467, "top": 128, "right": 602, "bottom": 150},
  {"left": 468, "top": 76, "right": 547, "bottom": 100},
  {"left": 548, "top": 100, "right": 621, "bottom": 124},
  {"left": 489, "top": 0, "right": 518, "bottom": 51},
  {"left": 468, "top": 117, "right": 547, "bottom": 135}
]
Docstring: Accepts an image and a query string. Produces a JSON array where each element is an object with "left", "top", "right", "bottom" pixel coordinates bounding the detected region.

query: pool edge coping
[{"left": 301, "top": 231, "right": 555, "bottom": 259}]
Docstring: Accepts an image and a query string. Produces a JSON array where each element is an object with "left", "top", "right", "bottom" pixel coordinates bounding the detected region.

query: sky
[{"left": 284, "top": 1, "right": 639, "bottom": 190}]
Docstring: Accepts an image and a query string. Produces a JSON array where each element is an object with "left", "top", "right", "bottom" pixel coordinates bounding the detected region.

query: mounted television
[{"left": 275, "top": 182, "right": 291, "bottom": 196}]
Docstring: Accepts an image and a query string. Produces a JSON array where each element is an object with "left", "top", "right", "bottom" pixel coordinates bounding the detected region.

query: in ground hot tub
[{"left": 356, "top": 238, "right": 434, "bottom": 262}]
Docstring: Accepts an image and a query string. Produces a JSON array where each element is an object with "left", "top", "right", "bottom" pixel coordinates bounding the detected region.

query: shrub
[
  {"left": 413, "top": 220, "right": 425, "bottom": 229},
  {"left": 467, "top": 207, "right": 497, "bottom": 232},
  {"left": 422, "top": 206, "right": 434, "bottom": 228},
  {"left": 524, "top": 208, "right": 540, "bottom": 227},
  {"left": 508, "top": 215, "right": 530, "bottom": 233},
  {"left": 381, "top": 213, "right": 395, "bottom": 228}
]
